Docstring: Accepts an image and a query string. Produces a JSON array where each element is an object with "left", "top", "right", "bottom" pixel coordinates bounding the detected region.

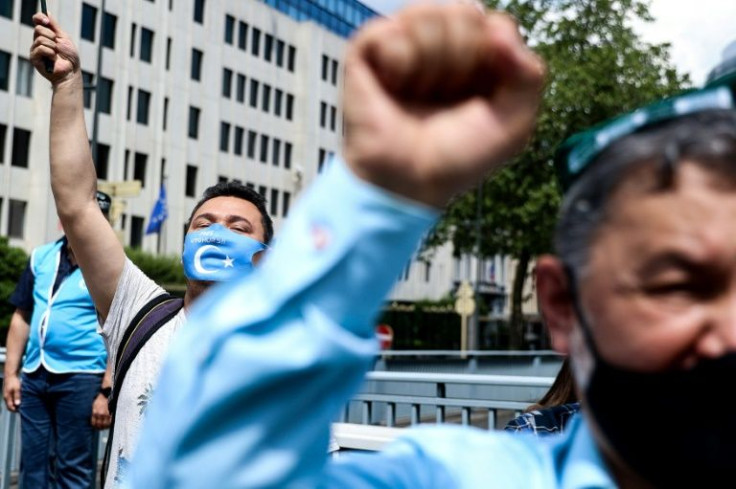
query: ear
[{"left": 536, "top": 255, "right": 577, "bottom": 355}]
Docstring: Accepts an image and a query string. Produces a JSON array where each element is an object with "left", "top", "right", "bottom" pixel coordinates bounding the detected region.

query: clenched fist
[{"left": 343, "top": 4, "right": 545, "bottom": 208}]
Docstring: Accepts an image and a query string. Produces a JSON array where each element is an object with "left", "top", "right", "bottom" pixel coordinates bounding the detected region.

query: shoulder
[
  {"left": 31, "top": 240, "right": 62, "bottom": 263},
  {"left": 505, "top": 402, "right": 581, "bottom": 436},
  {"left": 381, "top": 425, "right": 556, "bottom": 486}
]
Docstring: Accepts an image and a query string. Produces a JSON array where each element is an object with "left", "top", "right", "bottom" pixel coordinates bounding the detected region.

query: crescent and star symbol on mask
[{"left": 193, "top": 245, "right": 235, "bottom": 274}]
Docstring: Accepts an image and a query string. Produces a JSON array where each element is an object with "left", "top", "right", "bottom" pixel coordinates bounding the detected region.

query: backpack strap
[
  {"left": 109, "top": 293, "right": 184, "bottom": 416},
  {"left": 101, "top": 293, "right": 184, "bottom": 487}
]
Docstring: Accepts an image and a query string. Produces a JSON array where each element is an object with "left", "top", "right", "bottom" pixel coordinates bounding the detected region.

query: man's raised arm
[
  {"left": 30, "top": 14, "right": 125, "bottom": 320},
  {"left": 128, "top": 5, "right": 545, "bottom": 488}
]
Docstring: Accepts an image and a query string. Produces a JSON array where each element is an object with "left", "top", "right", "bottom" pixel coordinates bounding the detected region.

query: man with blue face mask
[{"left": 29, "top": 13, "right": 274, "bottom": 486}]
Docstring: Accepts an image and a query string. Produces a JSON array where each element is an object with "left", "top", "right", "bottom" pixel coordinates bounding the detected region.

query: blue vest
[{"left": 23, "top": 240, "right": 107, "bottom": 373}]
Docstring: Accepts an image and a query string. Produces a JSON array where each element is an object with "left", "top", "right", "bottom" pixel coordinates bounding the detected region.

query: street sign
[
  {"left": 454, "top": 280, "right": 476, "bottom": 356},
  {"left": 97, "top": 180, "right": 142, "bottom": 198},
  {"left": 454, "top": 281, "right": 476, "bottom": 316},
  {"left": 376, "top": 324, "right": 394, "bottom": 350}
]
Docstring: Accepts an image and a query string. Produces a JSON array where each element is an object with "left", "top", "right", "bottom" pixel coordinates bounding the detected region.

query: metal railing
[
  {"left": 0, "top": 349, "right": 554, "bottom": 486},
  {"left": 341, "top": 371, "right": 553, "bottom": 430}
]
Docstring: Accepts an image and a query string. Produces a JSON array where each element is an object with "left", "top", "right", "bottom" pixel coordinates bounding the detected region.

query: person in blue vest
[{"left": 2, "top": 191, "right": 113, "bottom": 489}]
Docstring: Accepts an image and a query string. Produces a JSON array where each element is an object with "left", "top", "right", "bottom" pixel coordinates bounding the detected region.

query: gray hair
[{"left": 555, "top": 109, "right": 736, "bottom": 278}]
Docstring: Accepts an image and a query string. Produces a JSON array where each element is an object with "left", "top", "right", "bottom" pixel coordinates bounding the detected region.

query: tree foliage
[
  {"left": 425, "top": 0, "right": 690, "bottom": 348},
  {"left": 0, "top": 237, "right": 29, "bottom": 346},
  {"left": 125, "top": 247, "right": 186, "bottom": 293}
]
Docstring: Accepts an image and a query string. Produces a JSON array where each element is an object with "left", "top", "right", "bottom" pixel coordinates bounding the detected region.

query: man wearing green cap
[{"left": 2, "top": 191, "right": 113, "bottom": 489}]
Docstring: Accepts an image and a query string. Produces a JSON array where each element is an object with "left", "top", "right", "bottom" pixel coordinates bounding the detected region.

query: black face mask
[{"left": 567, "top": 267, "right": 736, "bottom": 488}]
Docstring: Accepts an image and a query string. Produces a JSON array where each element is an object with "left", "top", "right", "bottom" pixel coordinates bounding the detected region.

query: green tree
[
  {"left": 425, "top": 0, "right": 690, "bottom": 349},
  {"left": 0, "top": 237, "right": 29, "bottom": 346},
  {"left": 125, "top": 247, "right": 187, "bottom": 294}
]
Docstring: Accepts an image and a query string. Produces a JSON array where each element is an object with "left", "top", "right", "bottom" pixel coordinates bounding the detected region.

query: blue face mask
[{"left": 182, "top": 223, "right": 266, "bottom": 282}]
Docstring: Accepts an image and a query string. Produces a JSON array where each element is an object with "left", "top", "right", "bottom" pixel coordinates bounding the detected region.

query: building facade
[
  {"left": 0, "top": 0, "right": 376, "bottom": 253},
  {"left": 0, "top": 0, "right": 531, "bottom": 322}
]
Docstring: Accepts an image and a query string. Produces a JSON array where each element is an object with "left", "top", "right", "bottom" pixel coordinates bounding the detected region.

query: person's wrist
[
  {"left": 52, "top": 71, "right": 83, "bottom": 91},
  {"left": 99, "top": 386, "right": 112, "bottom": 398},
  {"left": 3, "top": 369, "right": 19, "bottom": 380}
]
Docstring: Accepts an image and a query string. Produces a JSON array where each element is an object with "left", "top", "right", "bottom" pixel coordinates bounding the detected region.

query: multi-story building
[
  {"left": 0, "top": 0, "right": 376, "bottom": 254},
  {"left": 0, "top": 0, "right": 527, "bottom": 327}
]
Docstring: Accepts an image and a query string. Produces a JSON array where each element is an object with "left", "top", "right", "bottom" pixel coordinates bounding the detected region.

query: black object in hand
[{"left": 40, "top": 0, "right": 54, "bottom": 74}]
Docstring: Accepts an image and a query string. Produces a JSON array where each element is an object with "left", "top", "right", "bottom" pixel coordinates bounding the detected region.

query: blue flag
[{"left": 146, "top": 183, "right": 168, "bottom": 235}]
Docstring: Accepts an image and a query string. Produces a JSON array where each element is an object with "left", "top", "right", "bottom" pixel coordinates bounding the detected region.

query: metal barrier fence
[
  {"left": 342, "top": 371, "right": 553, "bottom": 430},
  {"left": 0, "top": 349, "right": 554, "bottom": 486}
]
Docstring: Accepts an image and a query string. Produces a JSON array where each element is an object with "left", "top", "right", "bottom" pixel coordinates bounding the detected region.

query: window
[
  {"left": 287, "top": 45, "right": 296, "bottom": 72},
  {"left": 270, "top": 188, "right": 279, "bottom": 216},
  {"left": 191, "top": 48, "right": 203, "bottom": 81},
  {"left": 185, "top": 164, "right": 198, "bottom": 197},
  {"left": 136, "top": 89, "right": 151, "bottom": 125},
  {"left": 130, "top": 216, "right": 144, "bottom": 248},
  {"left": 264, "top": 34, "right": 273, "bottom": 62},
  {"left": 0, "top": 123, "right": 6, "bottom": 163},
  {"left": 8, "top": 199, "right": 26, "bottom": 239},
  {"left": 249, "top": 79, "right": 259, "bottom": 108},
  {"left": 319, "top": 102, "right": 326, "bottom": 128},
  {"left": 160, "top": 158, "right": 166, "bottom": 182},
  {"left": 247, "top": 130, "right": 256, "bottom": 159},
  {"left": 193, "top": 0, "right": 205, "bottom": 24},
  {"left": 262, "top": 84, "right": 271, "bottom": 113},
  {"left": 130, "top": 23, "right": 137, "bottom": 57},
  {"left": 82, "top": 71, "right": 94, "bottom": 108},
  {"left": 188, "top": 106, "right": 200, "bottom": 139},
  {"left": 126, "top": 86, "right": 133, "bottom": 120},
  {"left": 0, "top": 50, "right": 9, "bottom": 92},
  {"left": 251, "top": 28, "right": 260, "bottom": 56},
  {"left": 224, "top": 15, "right": 235, "bottom": 44},
  {"left": 98, "top": 77, "right": 113, "bottom": 114},
  {"left": 11, "top": 128, "right": 30, "bottom": 168},
  {"left": 330, "top": 105, "right": 336, "bottom": 131},
  {"left": 286, "top": 94, "right": 294, "bottom": 121},
  {"left": 257, "top": 185, "right": 266, "bottom": 198},
  {"left": 272, "top": 138, "right": 280, "bottom": 167},
  {"left": 134, "top": 152, "right": 148, "bottom": 187},
  {"left": 234, "top": 126, "right": 244, "bottom": 155},
  {"left": 331, "top": 59, "right": 338, "bottom": 85},
  {"left": 220, "top": 122, "right": 230, "bottom": 152},
  {"left": 318, "top": 148, "right": 325, "bottom": 173},
  {"left": 276, "top": 40, "right": 285, "bottom": 67},
  {"left": 283, "top": 191, "right": 291, "bottom": 217},
  {"left": 259, "top": 135, "right": 269, "bottom": 163},
  {"left": 82, "top": 1, "right": 97, "bottom": 42},
  {"left": 102, "top": 12, "right": 117, "bottom": 49},
  {"left": 162, "top": 97, "right": 169, "bottom": 130},
  {"left": 0, "top": 0, "right": 12, "bottom": 20},
  {"left": 166, "top": 37, "right": 172, "bottom": 70},
  {"left": 236, "top": 74, "right": 246, "bottom": 103},
  {"left": 238, "top": 21, "right": 248, "bottom": 50},
  {"left": 19, "top": 0, "right": 33, "bottom": 26},
  {"left": 140, "top": 27, "right": 154, "bottom": 62},
  {"left": 274, "top": 89, "right": 283, "bottom": 116},
  {"left": 321, "top": 55, "right": 328, "bottom": 81},
  {"left": 222, "top": 68, "right": 232, "bottom": 98},
  {"left": 284, "top": 142, "right": 292, "bottom": 169},
  {"left": 96, "top": 143, "right": 110, "bottom": 180},
  {"left": 124, "top": 149, "right": 130, "bottom": 179},
  {"left": 15, "top": 57, "right": 33, "bottom": 97},
  {"left": 424, "top": 262, "right": 431, "bottom": 282}
]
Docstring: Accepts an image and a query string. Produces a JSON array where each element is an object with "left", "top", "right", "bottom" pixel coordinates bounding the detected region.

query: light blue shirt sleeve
[
  {"left": 127, "top": 157, "right": 616, "bottom": 489},
  {"left": 127, "top": 157, "right": 439, "bottom": 488}
]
